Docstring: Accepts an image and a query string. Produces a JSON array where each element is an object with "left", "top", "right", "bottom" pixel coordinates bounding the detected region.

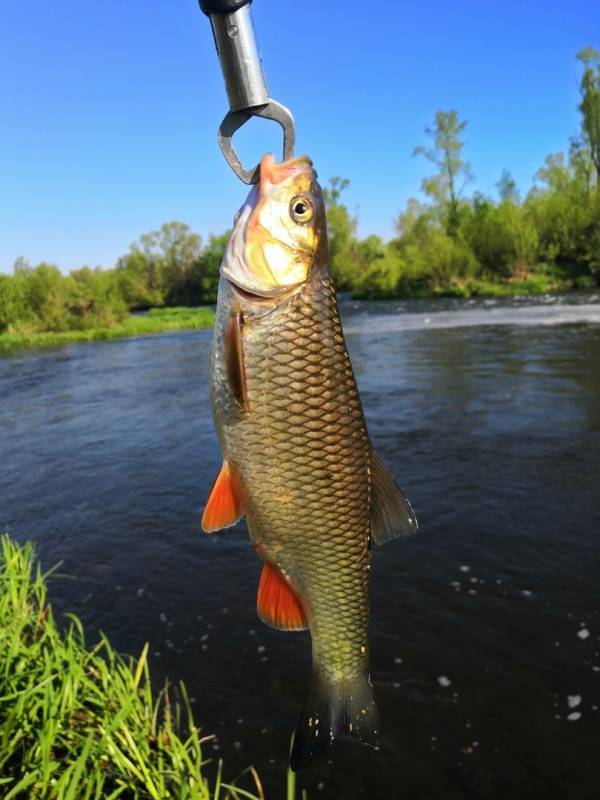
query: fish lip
[
  {"left": 226, "top": 278, "right": 301, "bottom": 304},
  {"left": 226, "top": 279, "right": 274, "bottom": 303},
  {"left": 260, "top": 154, "right": 314, "bottom": 188}
]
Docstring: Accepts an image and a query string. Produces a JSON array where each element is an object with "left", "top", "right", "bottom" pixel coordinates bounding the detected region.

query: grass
[
  {"left": 0, "top": 307, "right": 215, "bottom": 354},
  {"left": 0, "top": 534, "right": 304, "bottom": 799}
]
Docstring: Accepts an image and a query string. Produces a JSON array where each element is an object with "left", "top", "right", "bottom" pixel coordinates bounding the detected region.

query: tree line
[
  {"left": 327, "top": 47, "right": 600, "bottom": 298},
  {"left": 1, "top": 47, "right": 599, "bottom": 335},
  {"left": 0, "top": 229, "right": 228, "bottom": 335}
]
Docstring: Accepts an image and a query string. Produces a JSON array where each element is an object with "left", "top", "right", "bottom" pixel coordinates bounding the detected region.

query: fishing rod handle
[{"left": 201, "top": 0, "right": 269, "bottom": 112}]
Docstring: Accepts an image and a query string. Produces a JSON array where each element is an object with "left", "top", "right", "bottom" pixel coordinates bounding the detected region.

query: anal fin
[
  {"left": 257, "top": 561, "right": 308, "bottom": 631},
  {"left": 370, "top": 451, "right": 418, "bottom": 545},
  {"left": 201, "top": 461, "right": 244, "bottom": 533}
]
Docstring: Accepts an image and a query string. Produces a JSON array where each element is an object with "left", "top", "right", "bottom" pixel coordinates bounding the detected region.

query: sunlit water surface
[{"left": 2, "top": 293, "right": 600, "bottom": 799}]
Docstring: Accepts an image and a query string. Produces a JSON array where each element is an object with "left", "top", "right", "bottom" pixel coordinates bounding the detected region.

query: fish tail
[{"left": 290, "top": 672, "right": 380, "bottom": 771}]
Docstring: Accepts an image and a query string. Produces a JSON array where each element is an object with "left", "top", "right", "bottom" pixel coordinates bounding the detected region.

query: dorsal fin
[
  {"left": 201, "top": 461, "right": 244, "bottom": 533},
  {"left": 257, "top": 561, "right": 308, "bottom": 631},
  {"left": 225, "top": 309, "right": 248, "bottom": 411},
  {"left": 370, "top": 452, "right": 418, "bottom": 545}
]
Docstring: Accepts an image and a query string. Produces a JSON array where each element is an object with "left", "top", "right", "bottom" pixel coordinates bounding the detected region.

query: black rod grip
[{"left": 199, "top": 0, "right": 252, "bottom": 15}]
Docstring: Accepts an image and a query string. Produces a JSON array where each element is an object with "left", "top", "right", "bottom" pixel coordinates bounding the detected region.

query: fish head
[{"left": 222, "top": 154, "right": 325, "bottom": 300}]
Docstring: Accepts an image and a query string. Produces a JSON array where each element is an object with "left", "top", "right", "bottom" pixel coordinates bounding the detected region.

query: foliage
[
  {"left": 116, "top": 223, "right": 228, "bottom": 309},
  {"left": 0, "top": 262, "right": 127, "bottom": 335},
  {"left": 464, "top": 197, "right": 539, "bottom": 277},
  {"left": 0, "top": 307, "right": 214, "bottom": 353},
  {"left": 322, "top": 178, "right": 358, "bottom": 290},
  {"left": 496, "top": 169, "right": 520, "bottom": 204},
  {"left": 413, "top": 110, "right": 473, "bottom": 236},
  {"left": 577, "top": 46, "right": 600, "bottom": 198},
  {"left": 0, "top": 224, "right": 226, "bottom": 339},
  {"left": 0, "top": 534, "right": 304, "bottom": 799},
  {"left": 187, "top": 233, "right": 230, "bottom": 306}
]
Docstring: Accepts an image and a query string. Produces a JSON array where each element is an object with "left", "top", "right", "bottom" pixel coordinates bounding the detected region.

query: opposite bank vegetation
[
  {"left": 0, "top": 534, "right": 305, "bottom": 800},
  {"left": 1, "top": 47, "right": 599, "bottom": 352}
]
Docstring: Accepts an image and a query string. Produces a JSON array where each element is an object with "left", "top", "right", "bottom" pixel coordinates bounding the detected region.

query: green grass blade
[{"left": 0, "top": 533, "right": 294, "bottom": 799}]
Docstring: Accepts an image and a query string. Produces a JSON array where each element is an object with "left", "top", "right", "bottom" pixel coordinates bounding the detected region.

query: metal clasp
[
  {"left": 218, "top": 100, "right": 295, "bottom": 184},
  {"left": 207, "top": 4, "right": 295, "bottom": 183}
]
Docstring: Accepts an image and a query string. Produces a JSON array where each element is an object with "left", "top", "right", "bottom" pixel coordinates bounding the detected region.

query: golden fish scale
[{"left": 217, "top": 269, "right": 373, "bottom": 685}]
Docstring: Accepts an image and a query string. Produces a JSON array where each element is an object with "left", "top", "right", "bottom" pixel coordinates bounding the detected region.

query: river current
[{"left": 2, "top": 293, "right": 600, "bottom": 799}]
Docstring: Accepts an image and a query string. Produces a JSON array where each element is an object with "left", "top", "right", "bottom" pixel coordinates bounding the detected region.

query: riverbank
[
  {"left": 2, "top": 277, "right": 596, "bottom": 355},
  {"left": 0, "top": 534, "right": 301, "bottom": 799},
  {"left": 0, "top": 306, "right": 214, "bottom": 353},
  {"left": 350, "top": 271, "right": 583, "bottom": 300}
]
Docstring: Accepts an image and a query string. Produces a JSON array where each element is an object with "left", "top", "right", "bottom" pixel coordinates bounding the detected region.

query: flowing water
[{"left": 2, "top": 293, "right": 600, "bottom": 799}]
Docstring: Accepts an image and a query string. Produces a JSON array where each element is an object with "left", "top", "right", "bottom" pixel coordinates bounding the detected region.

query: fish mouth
[
  {"left": 227, "top": 280, "right": 273, "bottom": 302},
  {"left": 226, "top": 278, "right": 301, "bottom": 304},
  {"left": 260, "top": 153, "right": 314, "bottom": 189}
]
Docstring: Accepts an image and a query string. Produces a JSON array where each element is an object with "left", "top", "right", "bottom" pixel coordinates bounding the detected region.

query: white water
[{"left": 344, "top": 301, "right": 600, "bottom": 334}]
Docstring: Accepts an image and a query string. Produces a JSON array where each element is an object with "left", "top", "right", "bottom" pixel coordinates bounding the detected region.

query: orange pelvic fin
[
  {"left": 257, "top": 561, "right": 308, "bottom": 631},
  {"left": 201, "top": 461, "right": 244, "bottom": 533}
]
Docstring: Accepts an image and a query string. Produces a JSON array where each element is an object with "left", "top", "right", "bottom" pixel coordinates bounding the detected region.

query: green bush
[{"left": 465, "top": 199, "right": 539, "bottom": 277}]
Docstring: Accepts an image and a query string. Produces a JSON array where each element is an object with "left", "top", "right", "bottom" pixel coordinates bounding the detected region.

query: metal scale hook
[{"left": 199, "top": 0, "right": 296, "bottom": 184}]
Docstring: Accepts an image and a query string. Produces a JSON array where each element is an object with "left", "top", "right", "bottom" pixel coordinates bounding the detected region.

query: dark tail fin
[{"left": 290, "top": 673, "right": 380, "bottom": 771}]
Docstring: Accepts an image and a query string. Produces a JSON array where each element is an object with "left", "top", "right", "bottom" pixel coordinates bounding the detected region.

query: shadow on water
[{"left": 1, "top": 295, "right": 600, "bottom": 799}]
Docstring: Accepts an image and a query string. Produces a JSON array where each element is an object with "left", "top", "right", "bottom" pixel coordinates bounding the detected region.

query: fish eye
[{"left": 290, "top": 195, "right": 314, "bottom": 225}]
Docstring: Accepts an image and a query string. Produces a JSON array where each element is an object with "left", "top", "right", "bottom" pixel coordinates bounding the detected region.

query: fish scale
[{"left": 211, "top": 264, "right": 372, "bottom": 686}]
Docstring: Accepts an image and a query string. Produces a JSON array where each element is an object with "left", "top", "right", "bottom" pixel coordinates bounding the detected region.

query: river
[{"left": 2, "top": 293, "right": 600, "bottom": 799}]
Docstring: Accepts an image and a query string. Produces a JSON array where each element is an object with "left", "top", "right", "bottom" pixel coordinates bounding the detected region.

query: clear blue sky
[{"left": 1, "top": 0, "right": 598, "bottom": 272}]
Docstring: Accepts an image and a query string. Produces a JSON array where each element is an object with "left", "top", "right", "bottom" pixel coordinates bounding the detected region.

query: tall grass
[
  {"left": 0, "top": 535, "right": 303, "bottom": 799},
  {"left": 0, "top": 307, "right": 215, "bottom": 353}
]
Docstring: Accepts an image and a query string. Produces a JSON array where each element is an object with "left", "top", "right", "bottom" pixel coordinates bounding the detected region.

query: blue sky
[{"left": 1, "top": 0, "right": 598, "bottom": 272}]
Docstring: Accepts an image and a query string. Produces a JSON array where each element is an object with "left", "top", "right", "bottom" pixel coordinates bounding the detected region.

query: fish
[{"left": 201, "top": 153, "right": 417, "bottom": 770}]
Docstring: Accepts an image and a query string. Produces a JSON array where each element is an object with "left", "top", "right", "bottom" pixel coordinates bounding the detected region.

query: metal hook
[
  {"left": 201, "top": 2, "right": 296, "bottom": 183},
  {"left": 217, "top": 100, "right": 296, "bottom": 184}
]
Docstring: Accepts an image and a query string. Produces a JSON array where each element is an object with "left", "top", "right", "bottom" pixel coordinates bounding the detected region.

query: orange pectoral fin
[
  {"left": 225, "top": 309, "right": 248, "bottom": 412},
  {"left": 257, "top": 561, "right": 308, "bottom": 631},
  {"left": 201, "top": 461, "right": 244, "bottom": 533}
]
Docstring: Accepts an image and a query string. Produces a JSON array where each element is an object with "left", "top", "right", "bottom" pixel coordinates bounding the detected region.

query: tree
[
  {"left": 18, "top": 264, "right": 72, "bottom": 331},
  {"left": 137, "top": 221, "right": 203, "bottom": 303},
  {"left": 117, "top": 222, "right": 203, "bottom": 307},
  {"left": 116, "top": 249, "right": 164, "bottom": 309},
  {"left": 496, "top": 169, "right": 520, "bottom": 204},
  {"left": 569, "top": 136, "right": 594, "bottom": 197},
  {"left": 413, "top": 110, "right": 473, "bottom": 236},
  {"left": 69, "top": 266, "right": 127, "bottom": 326},
  {"left": 532, "top": 152, "right": 570, "bottom": 194},
  {"left": 189, "top": 232, "right": 229, "bottom": 304},
  {"left": 322, "top": 177, "right": 350, "bottom": 207},
  {"left": 350, "top": 237, "right": 405, "bottom": 299},
  {"left": 577, "top": 47, "right": 600, "bottom": 199},
  {"left": 0, "top": 275, "right": 25, "bottom": 331},
  {"left": 466, "top": 199, "right": 538, "bottom": 277},
  {"left": 322, "top": 177, "right": 358, "bottom": 290},
  {"left": 394, "top": 197, "right": 430, "bottom": 238}
]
